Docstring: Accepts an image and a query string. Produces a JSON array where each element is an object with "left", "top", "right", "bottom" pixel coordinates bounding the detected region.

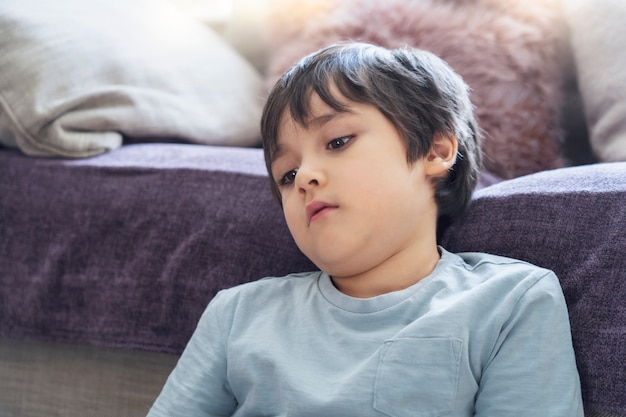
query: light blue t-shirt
[{"left": 148, "top": 249, "right": 583, "bottom": 416}]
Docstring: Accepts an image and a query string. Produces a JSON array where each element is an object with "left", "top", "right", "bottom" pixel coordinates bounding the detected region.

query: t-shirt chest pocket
[{"left": 374, "top": 337, "right": 463, "bottom": 417}]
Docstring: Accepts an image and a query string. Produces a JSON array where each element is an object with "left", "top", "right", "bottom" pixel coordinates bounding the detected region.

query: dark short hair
[{"left": 261, "top": 42, "right": 482, "bottom": 234}]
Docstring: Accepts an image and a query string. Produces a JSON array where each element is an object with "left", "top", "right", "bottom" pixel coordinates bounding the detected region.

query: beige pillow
[
  {"left": 0, "top": 0, "right": 264, "bottom": 158},
  {"left": 562, "top": 0, "right": 626, "bottom": 162}
]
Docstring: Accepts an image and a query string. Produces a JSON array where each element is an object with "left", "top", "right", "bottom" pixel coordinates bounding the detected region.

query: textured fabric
[
  {"left": 0, "top": 338, "right": 177, "bottom": 417},
  {"left": 148, "top": 249, "right": 582, "bottom": 416},
  {"left": 586, "top": 413, "right": 625, "bottom": 417},
  {"left": 441, "top": 162, "right": 626, "bottom": 417},
  {"left": 562, "top": 0, "right": 626, "bottom": 162},
  {"left": 264, "top": 0, "right": 569, "bottom": 179},
  {"left": 0, "top": 0, "right": 264, "bottom": 158},
  {"left": 0, "top": 144, "right": 316, "bottom": 353},
  {"left": 0, "top": 143, "right": 500, "bottom": 356},
  {"left": 1, "top": 145, "right": 624, "bottom": 415}
]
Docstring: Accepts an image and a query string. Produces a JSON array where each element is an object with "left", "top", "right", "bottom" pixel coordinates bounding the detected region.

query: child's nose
[{"left": 295, "top": 165, "right": 324, "bottom": 192}]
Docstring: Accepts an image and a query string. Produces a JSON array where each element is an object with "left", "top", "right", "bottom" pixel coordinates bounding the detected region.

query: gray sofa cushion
[
  {"left": 0, "top": 144, "right": 315, "bottom": 353},
  {"left": 1, "top": 144, "right": 624, "bottom": 415},
  {"left": 442, "top": 162, "right": 626, "bottom": 416}
]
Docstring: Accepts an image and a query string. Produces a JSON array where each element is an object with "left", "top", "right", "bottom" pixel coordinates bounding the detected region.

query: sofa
[{"left": 1, "top": 0, "right": 625, "bottom": 416}]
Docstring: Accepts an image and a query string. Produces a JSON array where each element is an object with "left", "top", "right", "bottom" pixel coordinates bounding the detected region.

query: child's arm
[
  {"left": 474, "top": 272, "right": 583, "bottom": 416},
  {"left": 147, "top": 292, "right": 237, "bottom": 417}
]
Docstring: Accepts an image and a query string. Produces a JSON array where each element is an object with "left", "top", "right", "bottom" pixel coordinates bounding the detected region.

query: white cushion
[
  {"left": 0, "top": 0, "right": 264, "bottom": 158},
  {"left": 563, "top": 0, "right": 626, "bottom": 162}
]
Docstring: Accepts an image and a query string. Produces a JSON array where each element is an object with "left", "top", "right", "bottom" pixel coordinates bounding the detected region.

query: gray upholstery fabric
[
  {"left": 0, "top": 144, "right": 315, "bottom": 353},
  {"left": 1, "top": 144, "right": 625, "bottom": 415},
  {"left": 586, "top": 413, "right": 625, "bottom": 417},
  {"left": 442, "top": 162, "right": 626, "bottom": 417}
]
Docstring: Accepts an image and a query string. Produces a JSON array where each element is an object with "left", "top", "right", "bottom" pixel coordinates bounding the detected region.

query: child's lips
[{"left": 306, "top": 201, "right": 338, "bottom": 225}]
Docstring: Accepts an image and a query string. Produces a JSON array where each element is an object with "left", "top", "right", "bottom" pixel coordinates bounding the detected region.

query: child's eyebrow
[{"left": 307, "top": 109, "right": 352, "bottom": 128}]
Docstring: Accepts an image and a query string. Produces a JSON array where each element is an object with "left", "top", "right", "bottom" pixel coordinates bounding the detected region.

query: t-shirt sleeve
[
  {"left": 147, "top": 291, "right": 237, "bottom": 417},
  {"left": 474, "top": 271, "right": 584, "bottom": 416}
]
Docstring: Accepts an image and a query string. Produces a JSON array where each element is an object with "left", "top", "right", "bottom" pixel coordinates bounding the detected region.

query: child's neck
[{"left": 330, "top": 242, "right": 441, "bottom": 298}]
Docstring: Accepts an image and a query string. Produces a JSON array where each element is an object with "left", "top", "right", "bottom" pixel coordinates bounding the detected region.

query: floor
[{"left": 0, "top": 338, "right": 178, "bottom": 417}]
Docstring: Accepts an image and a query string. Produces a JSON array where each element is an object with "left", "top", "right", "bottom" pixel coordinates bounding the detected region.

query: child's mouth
[{"left": 306, "top": 201, "right": 338, "bottom": 225}]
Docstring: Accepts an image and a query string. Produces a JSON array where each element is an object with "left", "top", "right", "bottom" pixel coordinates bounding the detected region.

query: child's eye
[
  {"left": 327, "top": 136, "right": 353, "bottom": 150},
  {"left": 277, "top": 169, "right": 298, "bottom": 187}
]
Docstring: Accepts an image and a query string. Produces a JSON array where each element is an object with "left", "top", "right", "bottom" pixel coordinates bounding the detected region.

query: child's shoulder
[
  {"left": 442, "top": 248, "right": 561, "bottom": 297},
  {"left": 454, "top": 250, "right": 550, "bottom": 272},
  {"left": 200, "top": 271, "right": 323, "bottom": 326},
  {"left": 213, "top": 270, "right": 323, "bottom": 304}
]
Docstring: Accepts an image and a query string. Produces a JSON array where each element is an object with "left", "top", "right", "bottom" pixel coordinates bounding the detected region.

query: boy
[{"left": 148, "top": 42, "right": 583, "bottom": 416}]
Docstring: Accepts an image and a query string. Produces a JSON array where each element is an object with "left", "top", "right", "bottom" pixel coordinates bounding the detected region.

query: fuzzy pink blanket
[{"left": 265, "top": 0, "right": 568, "bottom": 180}]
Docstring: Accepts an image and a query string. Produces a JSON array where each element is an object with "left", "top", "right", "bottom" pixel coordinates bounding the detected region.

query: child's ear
[{"left": 424, "top": 134, "right": 458, "bottom": 177}]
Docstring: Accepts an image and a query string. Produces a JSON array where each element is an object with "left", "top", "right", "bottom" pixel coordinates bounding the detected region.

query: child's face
[{"left": 271, "top": 91, "right": 448, "bottom": 295}]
